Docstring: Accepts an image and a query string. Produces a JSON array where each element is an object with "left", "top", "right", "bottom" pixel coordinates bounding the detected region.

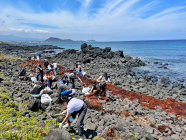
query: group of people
[{"left": 22, "top": 59, "right": 111, "bottom": 140}]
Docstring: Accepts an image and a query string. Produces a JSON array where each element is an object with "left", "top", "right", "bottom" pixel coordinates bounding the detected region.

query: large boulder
[
  {"left": 44, "top": 128, "right": 72, "bottom": 140},
  {"left": 27, "top": 98, "right": 42, "bottom": 111}
]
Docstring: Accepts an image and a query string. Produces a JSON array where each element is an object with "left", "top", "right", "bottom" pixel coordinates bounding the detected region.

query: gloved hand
[
  {"left": 62, "top": 110, "right": 67, "bottom": 115},
  {"left": 59, "top": 123, "right": 64, "bottom": 129}
]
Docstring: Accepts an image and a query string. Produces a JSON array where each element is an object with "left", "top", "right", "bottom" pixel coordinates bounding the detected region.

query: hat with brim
[{"left": 45, "top": 68, "right": 50, "bottom": 72}]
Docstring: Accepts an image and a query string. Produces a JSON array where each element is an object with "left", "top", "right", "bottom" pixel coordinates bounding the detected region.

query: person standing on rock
[
  {"left": 36, "top": 64, "right": 44, "bottom": 83},
  {"left": 59, "top": 97, "right": 87, "bottom": 140},
  {"left": 45, "top": 68, "right": 53, "bottom": 88},
  {"left": 75, "top": 62, "right": 79, "bottom": 74},
  {"left": 53, "top": 62, "right": 57, "bottom": 75},
  {"left": 78, "top": 64, "right": 82, "bottom": 75}
]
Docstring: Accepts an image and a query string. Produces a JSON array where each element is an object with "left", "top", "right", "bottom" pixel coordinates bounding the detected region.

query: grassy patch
[
  {"left": 0, "top": 54, "right": 18, "bottom": 61},
  {"left": 0, "top": 87, "right": 56, "bottom": 140}
]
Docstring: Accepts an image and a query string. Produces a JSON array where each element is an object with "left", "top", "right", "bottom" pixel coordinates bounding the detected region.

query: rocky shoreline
[
  {"left": 0, "top": 43, "right": 186, "bottom": 140},
  {"left": 0, "top": 44, "right": 64, "bottom": 58}
]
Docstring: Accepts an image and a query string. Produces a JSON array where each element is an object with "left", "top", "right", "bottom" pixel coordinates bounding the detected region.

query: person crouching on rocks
[
  {"left": 30, "top": 84, "right": 47, "bottom": 98},
  {"left": 89, "top": 81, "right": 99, "bottom": 93},
  {"left": 59, "top": 96, "right": 87, "bottom": 140},
  {"left": 61, "top": 72, "right": 83, "bottom": 88},
  {"left": 45, "top": 68, "right": 53, "bottom": 88},
  {"left": 57, "top": 84, "right": 76, "bottom": 100},
  {"left": 86, "top": 73, "right": 111, "bottom": 101}
]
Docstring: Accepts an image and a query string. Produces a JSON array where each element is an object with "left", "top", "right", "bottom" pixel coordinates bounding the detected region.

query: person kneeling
[{"left": 58, "top": 97, "right": 87, "bottom": 140}]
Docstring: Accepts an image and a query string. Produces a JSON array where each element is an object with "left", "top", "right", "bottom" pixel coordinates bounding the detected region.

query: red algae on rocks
[
  {"left": 106, "top": 83, "right": 186, "bottom": 117},
  {"left": 19, "top": 60, "right": 64, "bottom": 69},
  {"left": 102, "top": 127, "right": 119, "bottom": 140},
  {"left": 84, "top": 96, "right": 103, "bottom": 111}
]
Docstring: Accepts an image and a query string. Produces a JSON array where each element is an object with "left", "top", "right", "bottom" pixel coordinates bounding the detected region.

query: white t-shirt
[
  {"left": 67, "top": 98, "right": 84, "bottom": 114},
  {"left": 53, "top": 63, "right": 57, "bottom": 68}
]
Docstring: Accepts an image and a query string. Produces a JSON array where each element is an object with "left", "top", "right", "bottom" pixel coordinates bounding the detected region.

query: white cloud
[
  {"left": 34, "top": 30, "right": 49, "bottom": 33},
  {"left": 0, "top": 0, "right": 186, "bottom": 40},
  {"left": 9, "top": 28, "right": 24, "bottom": 32}
]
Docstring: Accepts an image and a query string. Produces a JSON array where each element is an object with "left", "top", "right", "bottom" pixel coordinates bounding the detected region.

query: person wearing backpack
[
  {"left": 36, "top": 64, "right": 44, "bottom": 83},
  {"left": 59, "top": 97, "right": 87, "bottom": 140},
  {"left": 45, "top": 68, "right": 53, "bottom": 88}
]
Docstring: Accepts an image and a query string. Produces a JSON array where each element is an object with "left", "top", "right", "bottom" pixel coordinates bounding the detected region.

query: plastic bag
[
  {"left": 48, "top": 65, "right": 51, "bottom": 70},
  {"left": 52, "top": 76, "right": 55, "bottom": 80},
  {"left": 43, "top": 76, "right": 47, "bottom": 81},
  {"left": 31, "top": 77, "right": 39, "bottom": 83},
  {"left": 82, "top": 71, "right": 86, "bottom": 76},
  {"left": 41, "top": 94, "right": 52, "bottom": 103},
  {"left": 82, "top": 87, "right": 90, "bottom": 95},
  {"left": 44, "top": 87, "right": 52, "bottom": 94}
]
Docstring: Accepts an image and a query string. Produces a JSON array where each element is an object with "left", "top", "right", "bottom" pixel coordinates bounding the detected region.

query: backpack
[{"left": 44, "top": 62, "right": 49, "bottom": 68}]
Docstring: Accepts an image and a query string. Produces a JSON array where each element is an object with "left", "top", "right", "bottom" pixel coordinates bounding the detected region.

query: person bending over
[
  {"left": 89, "top": 81, "right": 99, "bottom": 93},
  {"left": 57, "top": 84, "right": 76, "bottom": 101},
  {"left": 61, "top": 72, "right": 83, "bottom": 88},
  {"left": 59, "top": 97, "right": 87, "bottom": 140},
  {"left": 30, "top": 84, "right": 48, "bottom": 98}
]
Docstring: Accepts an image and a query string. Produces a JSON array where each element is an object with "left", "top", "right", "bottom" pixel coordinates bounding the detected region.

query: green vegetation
[
  {"left": 0, "top": 53, "right": 18, "bottom": 61},
  {"left": 0, "top": 87, "right": 57, "bottom": 140},
  {"left": 133, "top": 132, "right": 138, "bottom": 140},
  {"left": 0, "top": 41, "right": 20, "bottom": 45},
  {"left": 0, "top": 41, "right": 7, "bottom": 44}
]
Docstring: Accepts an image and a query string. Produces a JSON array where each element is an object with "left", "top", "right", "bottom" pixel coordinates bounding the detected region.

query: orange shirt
[{"left": 45, "top": 71, "right": 53, "bottom": 80}]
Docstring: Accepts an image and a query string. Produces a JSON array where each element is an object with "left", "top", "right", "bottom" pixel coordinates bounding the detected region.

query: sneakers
[{"left": 78, "top": 135, "right": 86, "bottom": 140}]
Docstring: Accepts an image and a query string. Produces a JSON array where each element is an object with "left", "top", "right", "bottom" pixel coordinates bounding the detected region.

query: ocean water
[{"left": 26, "top": 40, "right": 186, "bottom": 85}]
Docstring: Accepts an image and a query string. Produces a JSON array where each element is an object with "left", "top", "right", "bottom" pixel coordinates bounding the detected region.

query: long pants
[
  {"left": 70, "top": 78, "right": 75, "bottom": 88},
  {"left": 47, "top": 79, "right": 52, "bottom": 88},
  {"left": 68, "top": 103, "right": 87, "bottom": 136},
  {"left": 54, "top": 67, "right": 57, "bottom": 75},
  {"left": 36, "top": 73, "right": 43, "bottom": 82}
]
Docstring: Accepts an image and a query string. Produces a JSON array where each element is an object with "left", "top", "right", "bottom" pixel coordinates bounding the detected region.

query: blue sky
[{"left": 0, "top": 0, "right": 186, "bottom": 41}]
